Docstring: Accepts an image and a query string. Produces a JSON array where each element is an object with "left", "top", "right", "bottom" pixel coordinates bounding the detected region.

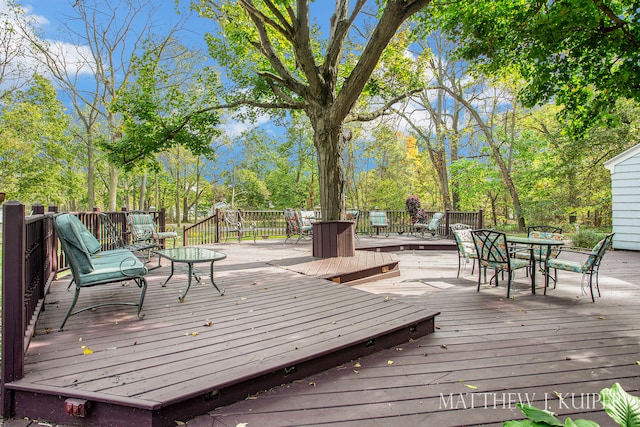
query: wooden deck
[
  {"left": 196, "top": 245, "right": 640, "bottom": 427},
  {"left": 5, "top": 237, "right": 443, "bottom": 426},
  {"left": 6, "top": 237, "right": 639, "bottom": 427}
]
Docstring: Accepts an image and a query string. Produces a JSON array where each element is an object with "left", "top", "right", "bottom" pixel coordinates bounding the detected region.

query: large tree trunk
[{"left": 311, "top": 112, "right": 345, "bottom": 221}]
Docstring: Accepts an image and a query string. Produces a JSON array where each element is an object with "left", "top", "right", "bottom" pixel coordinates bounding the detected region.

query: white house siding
[{"left": 605, "top": 146, "right": 640, "bottom": 250}]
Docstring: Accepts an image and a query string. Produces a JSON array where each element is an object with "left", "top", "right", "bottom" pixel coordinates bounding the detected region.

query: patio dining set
[{"left": 451, "top": 224, "right": 615, "bottom": 302}]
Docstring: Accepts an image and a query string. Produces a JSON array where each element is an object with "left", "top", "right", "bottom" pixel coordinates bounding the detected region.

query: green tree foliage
[
  {"left": 352, "top": 124, "right": 414, "bottom": 210},
  {"left": 0, "top": 75, "right": 81, "bottom": 205},
  {"left": 429, "top": 0, "right": 640, "bottom": 135},
  {"left": 110, "top": 38, "right": 221, "bottom": 168}
]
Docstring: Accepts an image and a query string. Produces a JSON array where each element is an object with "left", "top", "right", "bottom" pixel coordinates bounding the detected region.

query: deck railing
[{"left": 184, "top": 209, "right": 484, "bottom": 243}]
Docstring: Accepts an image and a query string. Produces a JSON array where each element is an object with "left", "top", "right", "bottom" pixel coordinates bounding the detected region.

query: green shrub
[{"left": 571, "top": 228, "right": 606, "bottom": 249}]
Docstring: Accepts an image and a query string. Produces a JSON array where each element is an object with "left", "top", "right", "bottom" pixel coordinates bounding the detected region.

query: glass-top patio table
[
  {"left": 155, "top": 247, "right": 226, "bottom": 302},
  {"left": 506, "top": 235, "right": 565, "bottom": 294}
]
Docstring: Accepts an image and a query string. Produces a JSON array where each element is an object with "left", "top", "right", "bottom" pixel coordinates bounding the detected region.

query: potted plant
[{"left": 405, "top": 195, "right": 421, "bottom": 223}]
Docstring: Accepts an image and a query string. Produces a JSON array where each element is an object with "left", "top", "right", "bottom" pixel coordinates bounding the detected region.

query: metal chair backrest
[
  {"left": 472, "top": 229, "right": 510, "bottom": 269},
  {"left": 369, "top": 211, "right": 388, "bottom": 227},
  {"left": 450, "top": 223, "right": 472, "bottom": 231},
  {"left": 528, "top": 225, "right": 562, "bottom": 234},
  {"left": 586, "top": 233, "right": 615, "bottom": 272},
  {"left": 284, "top": 209, "right": 301, "bottom": 234}
]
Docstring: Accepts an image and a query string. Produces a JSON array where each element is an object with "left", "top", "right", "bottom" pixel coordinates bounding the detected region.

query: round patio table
[{"left": 155, "top": 247, "right": 226, "bottom": 302}]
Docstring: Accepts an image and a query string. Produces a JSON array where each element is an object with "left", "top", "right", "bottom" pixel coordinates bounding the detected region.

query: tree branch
[
  {"left": 238, "top": 0, "right": 293, "bottom": 40},
  {"left": 345, "top": 88, "right": 423, "bottom": 123},
  {"left": 593, "top": 0, "right": 636, "bottom": 46},
  {"left": 239, "top": 1, "right": 311, "bottom": 99},
  {"left": 336, "top": 0, "right": 431, "bottom": 122}
]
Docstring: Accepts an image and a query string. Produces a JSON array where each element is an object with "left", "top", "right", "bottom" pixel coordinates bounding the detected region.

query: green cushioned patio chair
[
  {"left": 126, "top": 211, "right": 177, "bottom": 248},
  {"left": 99, "top": 212, "right": 161, "bottom": 269},
  {"left": 413, "top": 212, "right": 444, "bottom": 239},
  {"left": 514, "top": 229, "right": 565, "bottom": 283},
  {"left": 544, "top": 233, "right": 614, "bottom": 302},
  {"left": 284, "top": 208, "right": 313, "bottom": 243},
  {"left": 368, "top": 211, "right": 389, "bottom": 237},
  {"left": 452, "top": 227, "right": 477, "bottom": 277},
  {"left": 54, "top": 213, "right": 148, "bottom": 331}
]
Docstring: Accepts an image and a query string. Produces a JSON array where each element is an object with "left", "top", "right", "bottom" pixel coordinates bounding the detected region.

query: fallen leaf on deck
[
  {"left": 597, "top": 316, "right": 606, "bottom": 320},
  {"left": 175, "top": 422, "right": 185, "bottom": 426},
  {"left": 236, "top": 423, "right": 248, "bottom": 427},
  {"left": 203, "top": 321, "right": 213, "bottom": 327},
  {"left": 82, "top": 346, "right": 93, "bottom": 355},
  {"left": 464, "top": 384, "right": 478, "bottom": 390},
  {"left": 387, "top": 360, "right": 394, "bottom": 365},
  {"left": 440, "top": 344, "right": 448, "bottom": 349},
  {"left": 191, "top": 332, "right": 198, "bottom": 337},
  {"left": 395, "top": 347, "right": 403, "bottom": 351},
  {"left": 309, "top": 382, "right": 316, "bottom": 387},
  {"left": 354, "top": 362, "right": 361, "bottom": 368}
]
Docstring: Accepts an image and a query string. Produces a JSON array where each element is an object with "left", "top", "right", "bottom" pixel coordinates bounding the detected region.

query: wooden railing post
[
  {"left": 48, "top": 205, "right": 59, "bottom": 275},
  {"left": 477, "top": 209, "right": 484, "bottom": 229},
  {"left": 159, "top": 208, "right": 167, "bottom": 232},
  {"left": 215, "top": 208, "right": 221, "bottom": 243},
  {"left": 1, "top": 201, "right": 26, "bottom": 418},
  {"left": 445, "top": 209, "right": 451, "bottom": 237}
]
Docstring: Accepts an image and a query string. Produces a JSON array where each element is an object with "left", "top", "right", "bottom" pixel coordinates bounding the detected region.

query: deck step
[{"left": 330, "top": 262, "right": 400, "bottom": 285}]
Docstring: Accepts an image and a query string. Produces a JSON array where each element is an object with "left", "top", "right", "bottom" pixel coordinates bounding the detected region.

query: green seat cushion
[{"left": 79, "top": 254, "right": 147, "bottom": 286}]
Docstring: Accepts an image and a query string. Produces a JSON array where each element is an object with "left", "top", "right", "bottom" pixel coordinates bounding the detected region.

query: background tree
[
  {"left": 23, "top": 0, "right": 181, "bottom": 210},
  {"left": 430, "top": 0, "right": 640, "bottom": 136},
  {"left": 0, "top": 75, "right": 80, "bottom": 205}
]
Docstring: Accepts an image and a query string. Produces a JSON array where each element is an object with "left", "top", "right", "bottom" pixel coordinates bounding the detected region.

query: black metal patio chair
[
  {"left": 544, "top": 233, "right": 615, "bottom": 302},
  {"left": 472, "top": 229, "right": 531, "bottom": 298}
]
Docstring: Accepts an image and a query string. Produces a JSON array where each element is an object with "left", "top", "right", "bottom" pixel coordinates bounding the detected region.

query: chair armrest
[{"left": 556, "top": 246, "right": 592, "bottom": 255}]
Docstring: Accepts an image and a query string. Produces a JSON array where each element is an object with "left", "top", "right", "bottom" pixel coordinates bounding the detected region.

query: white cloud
[
  {"left": 45, "top": 40, "right": 96, "bottom": 77},
  {"left": 221, "top": 111, "right": 273, "bottom": 138}
]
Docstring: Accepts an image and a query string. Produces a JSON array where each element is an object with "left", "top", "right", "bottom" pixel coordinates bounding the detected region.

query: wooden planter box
[{"left": 312, "top": 220, "right": 355, "bottom": 258}]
